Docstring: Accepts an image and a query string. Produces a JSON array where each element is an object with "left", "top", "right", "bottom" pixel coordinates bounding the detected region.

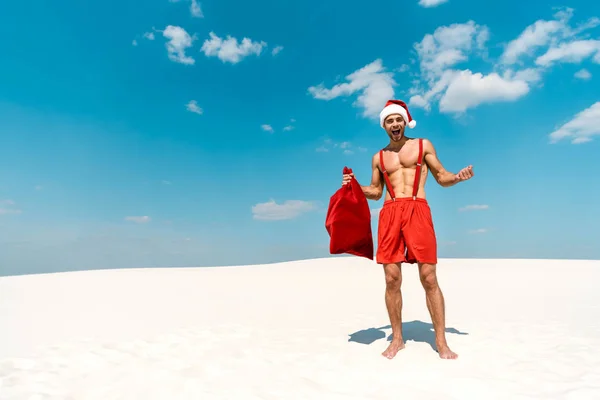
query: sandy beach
[{"left": 1, "top": 257, "right": 599, "bottom": 399}]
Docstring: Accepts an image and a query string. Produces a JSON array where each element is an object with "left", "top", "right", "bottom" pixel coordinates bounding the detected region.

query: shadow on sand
[{"left": 348, "top": 320, "right": 469, "bottom": 352}]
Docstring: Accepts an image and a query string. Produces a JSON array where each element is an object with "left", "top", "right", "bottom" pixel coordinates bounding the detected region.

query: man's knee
[
  {"left": 383, "top": 263, "right": 402, "bottom": 290},
  {"left": 419, "top": 263, "right": 439, "bottom": 292}
]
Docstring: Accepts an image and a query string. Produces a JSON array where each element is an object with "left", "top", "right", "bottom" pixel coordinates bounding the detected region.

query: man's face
[{"left": 384, "top": 114, "right": 406, "bottom": 141}]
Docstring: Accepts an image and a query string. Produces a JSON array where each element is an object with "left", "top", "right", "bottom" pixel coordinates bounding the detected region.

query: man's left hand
[{"left": 455, "top": 165, "right": 474, "bottom": 182}]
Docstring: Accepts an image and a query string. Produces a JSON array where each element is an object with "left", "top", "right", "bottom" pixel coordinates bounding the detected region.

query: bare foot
[
  {"left": 437, "top": 344, "right": 458, "bottom": 360},
  {"left": 382, "top": 339, "right": 405, "bottom": 359}
]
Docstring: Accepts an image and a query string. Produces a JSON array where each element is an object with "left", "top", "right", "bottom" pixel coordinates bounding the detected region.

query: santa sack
[{"left": 325, "top": 167, "right": 374, "bottom": 260}]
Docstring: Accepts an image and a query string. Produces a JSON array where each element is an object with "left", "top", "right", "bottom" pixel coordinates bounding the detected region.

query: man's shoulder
[
  {"left": 412, "top": 137, "right": 434, "bottom": 150},
  {"left": 369, "top": 150, "right": 383, "bottom": 168},
  {"left": 410, "top": 136, "right": 431, "bottom": 143}
]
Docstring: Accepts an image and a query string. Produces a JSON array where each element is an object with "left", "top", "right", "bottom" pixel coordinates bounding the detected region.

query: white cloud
[
  {"left": 418, "top": 0, "right": 448, "bottom": 7},
  {"left": 163, "top": 25, "right": 196, "bottom": 65},
  {"left": 200, "top": 32, "right": 267, "bottom": 64},
  {"left": 575, "top": 68, "right": 592, "bottom": 80},
  {"left": 170, "top": 0, "right": 203, "bottom": 18},
  {"left": 574, "top": 68, "right": 592, "bottom": 80},
  {"left": 468, "top": 228, "right": 488, "bottom": 234},
  {"left": 0, "top": 200, "right": 21, "bottom": 216},
  {"left": 190, "top": 0, "right": 203, "bottom": 17},
  {"left": 316, "top": 138, "right": 367, "bottom": 154},
  {"left": 535, "top": 39, "right": 600, "bottom": 67},
  {"left": 500, "top": 19, "right": 566, "bottom": 65},
  {"left": 408, "top": 21, "right": 492, "bottom": 112},
  {"left": 408, "top": 10, "right": 599, "bottom": 115},
  {"left": 260, "top": 119, "right": 295, "bottom": 133},
  {"left": 282, "top": 118, "right": 295, "bottom": 131},
  {"left": 413, "top": 21, "right": 489, "bottom": 82},
  {"left": 272, "top": 46, "right": 284, "bottom": 56},
  {"left": 439, "top": 70, "right": 530, "bottom": 113},
  {"left": 459, "top": 204, "right": 489, "bottom": 212},
  {"left": 549, "top": 102, "right": 600, "bottom": 144},
  {"left": 509, "top": 67, "right": 544, "bottom": 83},
  {"left": 252, "top": 200, "right": 317, "bottom": 221},
  {"left": 308, "top": 59, "right": 395, "bottom": 119},
  {"left": 133, "top": 30, "right": 156, "bottom": 47},
  {"left": 410, "top": 67, "right": 532, "bottom": 114},
  {"left": 495, "top": 7, "right": 600, "bottom": 84},
  {"left": 500, "top": 8, "right": 600, "bottom": 66},
  {"left": 186, "top": 100, "right": 203, "bottom": 114},
  {"left": 124, "top": 216, "right": 151, "bottom": 224}
]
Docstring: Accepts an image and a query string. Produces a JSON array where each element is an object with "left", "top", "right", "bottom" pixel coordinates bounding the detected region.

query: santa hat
[{"left": 379, "top": 100, "right": 416, "bottom": 129}]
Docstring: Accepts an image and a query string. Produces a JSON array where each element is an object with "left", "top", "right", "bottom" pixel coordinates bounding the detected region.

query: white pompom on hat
[{"left": 379, "top": 99, "right": 416, "bottom": 129}]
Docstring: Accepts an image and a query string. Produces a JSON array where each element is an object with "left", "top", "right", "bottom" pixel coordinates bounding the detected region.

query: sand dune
[{"left": 1, "top": 257, "right": 599, "bottom": 399}]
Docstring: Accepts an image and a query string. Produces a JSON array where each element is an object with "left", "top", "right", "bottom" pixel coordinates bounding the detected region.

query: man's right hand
[{"left": 342, "top": 172, "right": 355, "bottom": 186}]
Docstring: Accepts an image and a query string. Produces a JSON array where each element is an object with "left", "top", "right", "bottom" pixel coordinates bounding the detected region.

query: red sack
[{"left": 325, "top": 167, "right": 374, "bottom": 260}]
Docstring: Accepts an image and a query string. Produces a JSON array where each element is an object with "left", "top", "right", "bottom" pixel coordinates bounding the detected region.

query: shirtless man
[{"left": 342, "top": 100, "right": 474, "bottom": 360}]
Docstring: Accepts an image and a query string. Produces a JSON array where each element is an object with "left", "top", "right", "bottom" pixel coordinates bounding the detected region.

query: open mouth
[{"left": 391, "top": 129, "right": 401, "bottom": 136}]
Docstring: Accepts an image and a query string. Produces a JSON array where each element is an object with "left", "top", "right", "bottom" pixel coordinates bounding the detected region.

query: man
[{"left": 342, "top": 99, "right": 474, "bottom": 360}]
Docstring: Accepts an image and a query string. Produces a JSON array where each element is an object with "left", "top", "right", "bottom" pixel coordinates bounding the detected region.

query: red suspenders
[
  {"left": 379, "top": 150, "right": 396, "bottom": 200},
  {"left": 379, "top": 138, "right": 423, "bottom": 201},
  {"left": 412, "top": 138, "right": 424, "bottom": 200}
]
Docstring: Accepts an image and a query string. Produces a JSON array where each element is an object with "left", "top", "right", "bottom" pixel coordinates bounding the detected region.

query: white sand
[{"left": 1, "top": 257, "right": 599, "bottom": 399}]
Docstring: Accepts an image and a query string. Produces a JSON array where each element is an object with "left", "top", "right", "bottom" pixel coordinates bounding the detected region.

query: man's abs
[{"left": 381, "top": 163, "right": 428, "bottom": 200}]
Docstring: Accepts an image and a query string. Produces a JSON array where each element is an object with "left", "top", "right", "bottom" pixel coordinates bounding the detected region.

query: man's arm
[
  {"left": 343, "top": 153, "right": 384, "bottom": 199},
  {"left": 423, "top": 139, "right": 473, "bottom": 187},
  {"left": 360, "top": 153, "right": 384, "bottom": 200}
]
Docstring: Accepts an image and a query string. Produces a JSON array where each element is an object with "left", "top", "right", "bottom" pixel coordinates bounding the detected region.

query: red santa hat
[{"left": 379, "top": 99, "right": 416, "bottom": 129}]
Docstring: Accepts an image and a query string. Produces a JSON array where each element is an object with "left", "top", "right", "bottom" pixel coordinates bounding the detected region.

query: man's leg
[
  {"left": 418, "top": 263, "right": 458, "bottom": 359},
  {"left": 382, "top": 262, "right": 405, "bottom": 359}
]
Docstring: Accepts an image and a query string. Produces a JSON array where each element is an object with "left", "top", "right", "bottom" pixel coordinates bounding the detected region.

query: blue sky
[{"left": 1, "top": 0, "right": 599, "bottom": 276}]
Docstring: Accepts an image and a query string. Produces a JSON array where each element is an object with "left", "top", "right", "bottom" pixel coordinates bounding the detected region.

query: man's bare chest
[{"left": 381, "top": 147, "right": 420, "bottom": 174}]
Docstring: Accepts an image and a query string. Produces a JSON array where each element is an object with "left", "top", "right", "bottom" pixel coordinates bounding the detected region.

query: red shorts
[{"left": 376, "top": 197, "right": 437, "bottom": 265}]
